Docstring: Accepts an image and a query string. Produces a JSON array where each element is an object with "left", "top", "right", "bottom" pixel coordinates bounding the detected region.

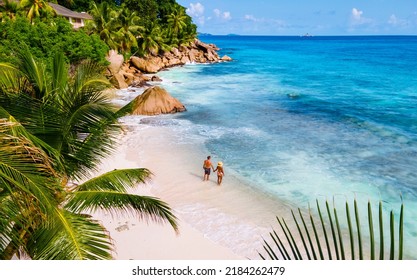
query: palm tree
[
  {"left": 0, "top": 0, "right": 20, "bottom": 21},
  {"left": 19, "top": 0, "right": 55, "bottom": 23},
  {"left": 115, "top": 6, "right": 143, "bottom": 55},
  {"left": 0, "top": 48, "right": 178, "bottom": 259},
  {"left": 166, "top": 5, "right": 188, "bottom": 39},
  {"left": 259, "top": 198, "right": 404, "bottom": 260},
  {"left": 137, "top": 21, "right": 169, "bottom": 56},
  {"left": 86, "top": 2, "right": 120, "bottom": 51},
  {"left": 0, "top": 117, "right": 62, "bottom": 259}
]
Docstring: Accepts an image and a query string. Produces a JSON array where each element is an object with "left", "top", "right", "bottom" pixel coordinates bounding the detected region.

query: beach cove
[
  {"left": 94, "top": 35, "right": 417, "bottom": 260},
  {"left": 92, "top": 115, "right": 292, "bottom": 259}
]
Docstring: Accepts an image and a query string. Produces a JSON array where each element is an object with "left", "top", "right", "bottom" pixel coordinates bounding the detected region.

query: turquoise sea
[{"left": 121, "top": 36, "right": 417, "bottom": 258}]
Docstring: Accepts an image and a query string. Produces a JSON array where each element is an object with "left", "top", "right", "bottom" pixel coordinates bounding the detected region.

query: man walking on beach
[{"left": 203, "top": 156, "right": 214, "bottom": 181}]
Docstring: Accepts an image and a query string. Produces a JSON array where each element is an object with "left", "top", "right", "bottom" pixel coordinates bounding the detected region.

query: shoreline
[
  {"left": 91, "top": 122, "right": 243, "bottom": 260},
  {"left": 91, "top": 112, "right": 294, "bottom": 260}
]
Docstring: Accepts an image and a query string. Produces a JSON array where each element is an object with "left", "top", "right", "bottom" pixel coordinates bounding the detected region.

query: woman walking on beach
[
  {"left": 203, "top": 156, "right": 214, "bottom": 181},
  {"left": 214, "top": 162, "right": 225, "bottom": 185}
]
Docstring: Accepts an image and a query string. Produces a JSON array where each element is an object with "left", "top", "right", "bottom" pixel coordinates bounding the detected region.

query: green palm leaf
[
  {"left": 27, "top": 209, "right": 113, "bottom": 260},
  {"left": 65, "top": 191, "right": 178, "bottom": 233},
  {"left": 259, "top": 198, "right": 404, "bottom": 260},
  {"left": 76, "top": 168, "right": 152, "bottom": 192},
  {"left": 0, "top": 119, "right": 62, "bottom": 259},
  {"left": 15, "top": 46, "right": 49, "bottom": 100},
  {"left": 0, "top": 119, "right": 58, "bottom": 207},
  {"left": 1, "top": 48, "right": 179, "bottom": 260}
]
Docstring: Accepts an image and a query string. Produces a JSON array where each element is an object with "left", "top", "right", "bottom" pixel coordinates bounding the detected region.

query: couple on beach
[{"left": 203, "top": 156, "right": 224, "bottom": 185}]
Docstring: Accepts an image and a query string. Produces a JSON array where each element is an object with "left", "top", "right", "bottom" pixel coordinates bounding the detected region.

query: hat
[{"left": 217, "top": 162, "right": 223, "bottom": 167}]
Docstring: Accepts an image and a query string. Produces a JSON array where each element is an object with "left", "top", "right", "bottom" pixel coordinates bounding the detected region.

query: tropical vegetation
[
  {"left": 0, "top": 0, "right": 197, "bottom": 62},
  {"left": 85, "top": 0, "right": 196, "bottom": 57},
  {"left": 0, "top": 47, "right": 178, "bottom": 259},
  {"left": 259, "top": 198, "right": 404, "bottom": 260},
  {"left": 0, "top": 0, "right": 200, "bottom": 260}
]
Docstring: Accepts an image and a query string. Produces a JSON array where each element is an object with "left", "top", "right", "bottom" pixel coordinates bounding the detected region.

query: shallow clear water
[{"left": 121, "top": 36, "right": 417, "bottom": 258}]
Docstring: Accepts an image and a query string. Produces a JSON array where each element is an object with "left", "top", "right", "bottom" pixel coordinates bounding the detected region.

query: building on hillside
[
  {"left": 0, "top": 1, "right": 92, "bottom": 29},
  {"left": 48, "top": 3, "right": 92, "bottom": 29}
]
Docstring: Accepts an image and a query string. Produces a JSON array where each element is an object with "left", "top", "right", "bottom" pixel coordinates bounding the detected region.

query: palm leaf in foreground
[
  {"left": 259, "top": 198, "right": 404, "bottom": 260},
  {"left": 26, "top": 209, "right": 113, "bottom": 260},
  {"left": 0, "top": 119, "right": 61, "bottom": 259},
  {"left": 65, "top": 169, "right": 178, "bottom": 233},
  {"left": 1, "top": 48, "right": 179, "bottom": 259}
]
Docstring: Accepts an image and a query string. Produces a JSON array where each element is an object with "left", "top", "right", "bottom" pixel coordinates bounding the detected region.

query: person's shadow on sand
[{"left": 189, "top": 172, "right": 203, "bottom": 180}]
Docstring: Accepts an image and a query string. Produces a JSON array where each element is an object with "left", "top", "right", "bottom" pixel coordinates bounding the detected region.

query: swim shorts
[{"left": 204, "top": 168, "right": 211, "bottom": 175}]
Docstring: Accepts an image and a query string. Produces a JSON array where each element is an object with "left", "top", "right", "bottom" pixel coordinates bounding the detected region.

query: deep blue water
[{"left": 153, "top": 36, "right": 417, "bottom": 256}]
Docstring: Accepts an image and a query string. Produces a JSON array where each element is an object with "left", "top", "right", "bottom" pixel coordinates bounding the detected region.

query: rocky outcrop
[
  {"left": 130, "top": 86, "right": 186, "bottom": 115},
  {"left": 106, "top": 50, "right": 124, "bottom": 76},
  {"left": 110, "top": 73, "right": 128, "bottom": 89},
  {"left": 221, "top": 55, "right": 233, "bottom": 62},
  {"left": 109, "top": 62, "right": 154, "bottom": 89},
  {"left": 130, "top": 56, "right": 164, "bottom": 74},
  {"left": 106, "top": 39, "right": 232, "bottom": 89},
  {"left": 129, "top": 39, "right": 232, "bottom": 74}
]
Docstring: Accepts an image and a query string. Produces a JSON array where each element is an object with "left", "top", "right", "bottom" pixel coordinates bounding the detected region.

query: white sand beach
[{"left": 91, "top": 115, "right": 294, "bottom": 260}]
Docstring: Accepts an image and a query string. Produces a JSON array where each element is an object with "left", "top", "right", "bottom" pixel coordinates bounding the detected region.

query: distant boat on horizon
[{"left": 302, "top": 33, "right": 313, "bottom": 37}]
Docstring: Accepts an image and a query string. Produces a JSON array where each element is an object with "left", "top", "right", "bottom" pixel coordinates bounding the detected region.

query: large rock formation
[
  {"left": 130, "top": 86, "right": 186, "bottom": 115},
  {"left": 109, "top": 62, "right": 152, "bottom": 89},
  {"left": 107, "top": 39, "right": 232, "bottom": 89},
  {"left": 106, "top": 50, "right": 124, "bottom": 75},
  {"left": 130, "top": 56, "right": 164, "bottom": 74},
  {"left": 110, "top": 73, "right": 128, "bottom": 89},
  {"left": 129, "top": 39, "right": 231, "bottom": 74}
]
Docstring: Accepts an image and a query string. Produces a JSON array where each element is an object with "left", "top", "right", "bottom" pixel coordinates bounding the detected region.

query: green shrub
[{"left": 0, "top": 16, "right": 109, "bottom": 66}]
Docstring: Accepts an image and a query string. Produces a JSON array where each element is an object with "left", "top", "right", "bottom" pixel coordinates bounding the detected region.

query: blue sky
[{"left": 177, "top": 0, "right": 417, "bottom": 35}]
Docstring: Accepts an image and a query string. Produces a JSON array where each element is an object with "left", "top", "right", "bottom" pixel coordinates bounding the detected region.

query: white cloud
[
  {"left": 223, "top": 12, "right": 232, "bottom": 20},
  {"left": 186, "top": 3, "right": 205, "bottom": 25},
  {"left": 187, "top": 3, "right": 204, "bottom": 17},
  {"left": 213, "top": 9, "right": 221, "bottom": 18},
  {"left": 351, "top": 8, "right": 363, "bottom": 22},
  {"left": 244, "top": 15, "right": 257, "bottom": 22},
  {"left": 213, "top": 8, "right": 232, "bottom": 20},
  {"left": 244, "top": 15, "right": 286, "bottom": 27},
  {"left": 388, "top": 14, "right": 408, "bottom": 27},
  {"left": 350, "top": 7, "right": 373, "bottom": 27}
]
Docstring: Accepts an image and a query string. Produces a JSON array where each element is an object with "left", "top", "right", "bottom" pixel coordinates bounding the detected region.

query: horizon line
[{"left": 198, "top": 33, "right": 417, "bottom": 37}]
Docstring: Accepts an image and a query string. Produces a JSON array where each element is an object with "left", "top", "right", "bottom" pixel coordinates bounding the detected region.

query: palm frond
[
  {"left": 325, "top": 200, "right": 340, "bottom": 259},
  {"left": 55, "top": 60, "right": 118, "bottom": 179},
  {"left": 75, "top": 168, "right": 152, "bottom": 192},
  {"left": 27, "top": 209, "right": 113, "bottom": 260},
  {"left": 0, "top": 62, "right": 21, "bottom": 94},
  {"left": 15, "top": 46, "right": 49, "bottom": 100},
  {"left": 0, "top": 119, "right": 58, "bottom": 207},
  {"left": 0, "top": 119, "right": 62, "bottom": 259},
  {"left": 1, "top": 47, "right": 180, "bottom": 260},
  {"left": 368, "top": 200, "right": 375, "bottom": 259},
  {"left": 260, "top": 198, "right": 404, "bottom": 260},
  {"left": 0, "top": 197, "right": 25, "bottom": 258},
  {"left": 316, "top": 200, "right": 332, "bottom": 259},
  {"left": 291, "top": 209, "right": 311, "bottom": 259},
  {"left": 0, "top": 107, "right": 64, "bottom": 171},
  {"left": 50, "top": 51, "right": 68, "bottom": 101},
  {"left": 71, "top": 60, "right": 110, "bottom": 97},
  {"left": 64, "top": 191, "right": 178, "bottom": 233}
]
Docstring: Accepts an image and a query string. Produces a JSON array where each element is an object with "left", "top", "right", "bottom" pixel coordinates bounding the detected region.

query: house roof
[
  {"left": 0, "top": 1, "right": 93, "bottom": 20},
  {"left": 48, "top": 3, "right": 93, "bottom": 20}
]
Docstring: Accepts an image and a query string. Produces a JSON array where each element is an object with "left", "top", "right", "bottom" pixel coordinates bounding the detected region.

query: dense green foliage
[
  {"left": 0, "top": 0, "right": 198, "bottom": 259},
  {"left": 0, "top": 48, "right": 178, "bottom": 259},
  {"left": 0, "top": 16, "right": 109, "bottom": 66},
  {"left": 85, "top": 0, "right": 197, "bottom": 56},
  {"left": 1, "top": 0, "right": 197, "bottom": 64}
]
